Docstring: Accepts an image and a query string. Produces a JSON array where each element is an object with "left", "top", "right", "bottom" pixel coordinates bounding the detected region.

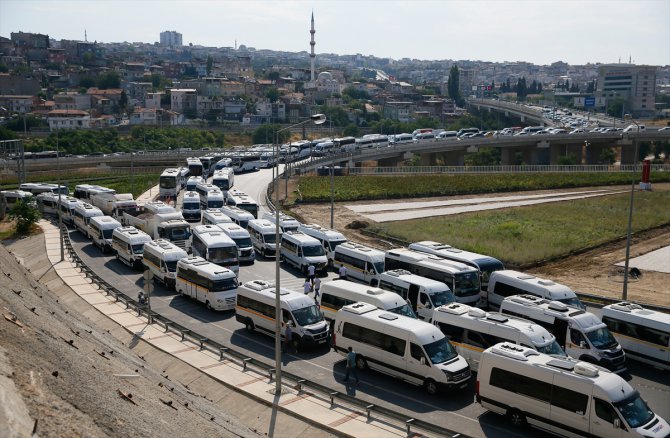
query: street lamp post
[
  {"left": 622, "top": 119, "right": 639, "bottom": 301},
  {"left": 56, "top": 128, "right": 64, "bottom": 261},
  {"left": 272, "top": 113, "right": 326, "bottom": 394}
]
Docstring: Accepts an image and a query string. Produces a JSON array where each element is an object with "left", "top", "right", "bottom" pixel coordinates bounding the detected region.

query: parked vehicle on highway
[
  {"left": 378, "top": 269, "right": 454, "bottom": 321},
  {"left": 483, "top": 269, "right": 584, "bottom": 310},
  {"left": 201, "top": 209, "right": 233, "bottom": 227},
  {"left": 236, "top": 280, "right": 329, "bottom": 348},
  {"left": 518, "top": 126, "right": 545, "bottom": 135},
  {"left": 332, "top": 241, "right": 385, "bottom": 286},
  {"left": 623, "top": 124, "right": 646, "bottom": 133},
  {"left": 73, "top": 184, "right": 103, "bottom": 200},
  {"left": 19, "top": 182, "right": 68, "bottom": 196},
  {"left": 90, "top": 191, "right": 137, "bottom": 221},
  {"left": 122, "top": 202, "right": 191, "bottom": 251},
  {"left": 0, "top": 190, "right": 34, "bottom": 218},
  {"left": 225, "top": 189, "right": 258, "bottom": 218},
  {"left": 280, "top": 231, "right": 328, "bottom": 274},
  {"left": 111, "top": 226, "right": 152, "bottom": 269},
  {"left": 436, "top": 131, "right": 458, "bottom": 139},
  {"left": 601, "top": 302, "right": 670, "bottom": 370},
  {"left": 191, "top": 224, "right": 239, "bottom": 275},
  {"left": 219, "top": 205, "right": 255, "bottom": 229},
  {"left": 216, "top": 222, "right": 255, "bottom": 264},
  {"left": 500, "top": 295, "right": 626, "bottom": 372},
  {"left": 319, "top": 279, "right": 416, "bottom": 322},
  {"left": 181, "top": 191, "right": 201, "bottom": 222},
  {"left": 332, "top": 137, "right": 356, "bottom": 153},
  {"left": 389, "top": 133, "right": 414, "bottom": 145},
  {"left": 247, "top": 219, "right": 279, "bottom": 258},
  {"left": 175, "top": 256, "right": 238, "bottom": 311},
  {"left": 178, "top": 167, "right": 189, "bottom": 188},
  {"left": 204, "top": 188, "right": 225, "bottom": 209},
  {"left": 297, "top": 223, "right": 347, "bottom": 265},
  {"left": 159, "top": 168, "right": 182, "bottom": 199},
  {"left": 456, "top": 127, "right": 479, "bottom": 138},
  {"left": 73, "top": 202, "right": 104, "bottom": 238},
  {"left": 142, "top": 239, "right": 188, "bottom": 289},
  {"left": 432, "top": 303, "right": 565, "bottom": 372},
  {"left": 88, "top": 215, "right": 122, "bottom": 253},
  {"left": 261, "top": 211, "right": 300, "bottom": 233},
  {"left": 385, "top": 248, "right": 481, "bottom": 306},
  {"left": 333, "top": 302, "right": 471, "bottom": 394},
  {"left": 36, "top": 192, "right": 60, "bottom": 216},
  {"left": 476, "top": 343, "right": 669, "bottom": 437},
  {"left": 408, "top": 240, "right": 504, "bottom": 292},
  {"left": 58, "top": 195, "right": 81, "bottom": 225}
]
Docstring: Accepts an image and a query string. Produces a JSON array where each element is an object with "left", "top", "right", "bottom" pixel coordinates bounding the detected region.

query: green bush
[{"left": 8, "top": 199, "right": 41, "bottom": 236}]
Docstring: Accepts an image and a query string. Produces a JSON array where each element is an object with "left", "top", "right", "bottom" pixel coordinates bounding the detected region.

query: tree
[
  {"left": 265, "top": 86, "right": 279, "bottom": 102},
  {"left": 606, "top": 97, "right": 626, "bottom": 117},
  {"left": 343, "top": 123, "right": 359, "bottom": 137},
  {"left": 206, "top": 55, "right": 213, "bottom": 76},
  {"left": 447, "top": 65, "right": 463, "bottom": 106},
  {"left": 598, "top": 147, "right": 617, "bottom": 165},
  {"left": 8, "top": 199, "right": 40, "bottom": 236},
  {"left": 268, "top": 71, "right": 280, "bottom": 82},
  {"left": 79, "top": 77, "right": 96, "bottom": 88},
  {"left": 252, "top": 124, "right": 288, "bottom": 144},
  {"left": 97, "top": 71, "right": 120, "bottom": 89},
  {"left": 118, "top": 90, "right": 128, "bottom": 115}
]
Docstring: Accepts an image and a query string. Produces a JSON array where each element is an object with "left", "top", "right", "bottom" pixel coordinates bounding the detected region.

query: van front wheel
[
  {"left": 506, "top": 409, "right": 527, "bottom": 428},
  {"left": 424, "top": 379, "right": 438, "bottom": 395}
]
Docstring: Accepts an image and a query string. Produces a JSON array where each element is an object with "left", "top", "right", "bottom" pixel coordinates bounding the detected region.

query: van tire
[
  {"left": 355, "top": 355, "right": 368, "bottom": 370},
  {"left": 424, "top": 379, "right": 438, "bottom": 395},
  {"left": 506, "top": 409, "right": 527, "bottom": 428},
  {"left": 245, "top": 319, "right": 255, "bottom": 332},
  {"left": 206, "top": 300, "right": 212, "bottom": 310}
]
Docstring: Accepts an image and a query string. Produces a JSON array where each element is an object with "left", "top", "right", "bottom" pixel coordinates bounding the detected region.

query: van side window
[
  {"left": 594, "top": 398, "right": 618, "bottom": 424},
  {"left": 342, "top": 322, "right": 405, "bottom": 355},
  {"left": 493, "top": 281, "right": 524, "bottom": 298},
  {"left": 410, "top": 343, "right": 428, "bottom": 364},
  {"left": 437, "top": 322, "right": 464, "bottom": 343},
  {"left": 490, "top": 367, "right": 551, "bottom": 403},
  {"left": 321, "top": 293, "right": 354, "bottom": 311},
  {"left": 552, "top": 386, "right": 588, "bottom": 414}
]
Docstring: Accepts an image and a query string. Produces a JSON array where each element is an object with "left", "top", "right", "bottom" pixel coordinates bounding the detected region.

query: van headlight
[
  {"left": 442, "top": 370, "right": 452, "bottom": 381},
  {"left": 217, "top": 299, "right": 224, "bottom": 303}
]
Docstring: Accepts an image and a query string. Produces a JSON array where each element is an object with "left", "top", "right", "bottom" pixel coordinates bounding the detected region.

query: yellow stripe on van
[
  {"left": 320, "top": 304, "right": 339, "bottom": 314},
  {"left": 235, "top": 306, "right": 275, "bottom": 323},
  {"left": 452, "top": 341, "right": 485, "bottom": 353},
  {"left": 611, "top": 331, "right": 669, "bottom": 349},
  {"left": 177, "top": 277, "right": 215, "bottom": 294}
]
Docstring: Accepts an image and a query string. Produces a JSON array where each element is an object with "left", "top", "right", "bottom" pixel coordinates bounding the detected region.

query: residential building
[
  {"left": 595, "top": 64, "right": 657, "bottom": 117},
  {"left": 160, "top": 31, "right": 182, "bottom": 48},
  {"left": 170, "top": 88, "right": 197, "bottom": 115},
  {"left": 0, "top": 95, "right": 36, "bottom": 113},
  {"left": 47, "top": 109, "right": 91, "bottom": 131},
  {"left": 54, "top": 92, "right": 91, "bottom": 111},
  {"left": 383, "top": 101, "right": 414, "bottom": 122}
]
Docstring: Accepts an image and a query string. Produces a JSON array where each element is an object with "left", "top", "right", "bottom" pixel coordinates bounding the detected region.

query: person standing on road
[
  {"left": 283, "top": 321, "right": 293, "bottom": 353},
  {"left": 303, "top": 279, "right": 312, "bottom": 295},
  {"left": 138, "top": 291, "right": 146, "bottom": 306},
  {"left": 343, "top": 346, "right": 359, "bottom": 386},
  {"left": 313, "top": 277, "right": 321, "bottom": 301},
  {"left": 338, "top": 265, "right": 347, "bottom": 280},
  {"left": 307, "top": 264, "right": 316, "bottom": 284}
]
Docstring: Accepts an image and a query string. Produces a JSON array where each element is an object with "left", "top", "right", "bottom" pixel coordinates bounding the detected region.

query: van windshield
[
  {"left": 210, "top": 277, "right": 238, "bottom": 292},
  {"left": 232, "top": 237, "right": 252, "bottom": 248},
  {"left": 131, "top": 244, "right": 145, "bottom": 255},
  {"left": 208, "top": 200, "right": 224, "bottom": 208},
  {"left": 430, "top": 290, "right": 455, "bottom": 306},
  {"left": 372, "top": 261, "right": 385, "bottom": 274},
  {"left": 614, "top": 392, "right": 654, "bottom": 428},
  {"left": 302, "top": 245, "right": 325, "bottom": 257},
  {"left": 535, "top": 340, "right": 566, "bottom": 356},
  {"left": 557, "top": 296, "right": 585, "bottom": 310},
  {"left": 209, "top": 247, "right": 238, "bottom": 265},
  {"left": 292, "top": 304, "right": 324, "bottom": 327},
  {"left": 102, "top": 229, "right": 115, "bottom": 239},
  {"left": 423, "top": 338, "right": 458, "bottom": 364},
  {"left": 389, "top": 303, "right": 417, "bottom": 319},
  {"left": 454, "top": 272, "right": 480, "bottom": 297},
  {"left": 328, "top": 240, "right": 347, "bottom": 251},
  {"left": 165, "top": 261, "right": 178, "bottom": 272},
  {"left": 586, "top": 327, "right": 619, "bottom": 350},
  {"left": 183, "top": 202, "right": 200, "bottom": 210},
  {"left": 262, "top": 233, "right": 277, "bottom": 244}
]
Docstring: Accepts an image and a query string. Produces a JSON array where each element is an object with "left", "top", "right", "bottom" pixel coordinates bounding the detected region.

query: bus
[
  {"left": 36, "top": 192, "right": 60, "bottom": 216},
  {"left": 225, "top": 189, "right": 258, "bottom": 218},
  {"left": 191, "top": 224, "right": 239, "bottom": 275},
  {"left": 230, "top": 152, "right": 261, "bottom": 173},
  {"left": 186, "top": 157, "right": 203, "bottom": 177},
  {"left": 175, "top": 256, "right": 238, "bottom": 311},
  {"left": 199, "top": 156, "right": 216, "bottom": 179},
  {"left": 159, "top": 168, "right": 182, "bottom": 199},
  {"left": 333, "top": 137, "right": 356, "bottom": 153},
  {"left": 19, "top": 183, "right": 69, "bottom": 196},
  {"left": 385, "top": 248, "right": 481, "bottom": 305},
  {"left": 211, "top": 168, "right": 234, "bottom": 192}
]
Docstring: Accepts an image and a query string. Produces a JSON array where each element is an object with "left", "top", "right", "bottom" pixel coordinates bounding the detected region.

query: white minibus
[
  {"left": 185, "top": 176, "right": 204, "bottom": 192},
  {"left": 484, "top": 269, "right": 584, "bottom": 310},
  {"left": 378, "top": 269, "right": 455, "bottom": 321},
  {"left": 261, "top": 211, "right": 300, "bottom": 233},
  {"left": 602, "top": 302, "right": 670, "bottom": 370},
  {"left": 236, "top": 280, "right": 329, "bottom": 349},
  {"left": 225, "top": 189, "right": 258, "bottom": 218},
  {"left": 73, "top": 202, "right": 103, "bottom": 237},
  {"left": 36, "top": 192, "right": 60, "bottom": 216},
  {"left": 112, "top": 226, "right": 152, "bottom": 269},
  {"left": 500, "top": 295, "right": 626, "bottom": 372},
  {"left": 181, "top": 191, "right": 201, "bottom": 222},
  {"left": 385, "top": 248, "right": 481, "bottom": 305},
  {"left": 333, "top": 302, "right": 471, "bottom": 394},
  {"left": 58, "top": 195, "right": 81, "bottom": 225},
  {"left": 204, "top": 188, "right": 225, "bottom": 210},
  {"left": 319, "top": 279, "right": 416, "bottom": 322},
  {"left": 216, "top": 222, "right": 255, "bottom": 263},
  {"left": 298, "top": 223, "right": 347, "bottom": 265},
  {"left": 201, "top": 209, "right": 233, "bottom": 226},
  {"left": 332, "top": 242, "right": 385, "bottom": 286},
  {"left": 142, "top": 239, "right": 188, "bottom": 289},
  {"left": 178, "top": 167, "right": 189, "bottom": 188},
  {"left": 195, "top": 181, "right": 217, "bottom": 204},
  {"left": 159, "top": 168, "right": 181, "bottom": 199},
  {"left": 0, "top": 190, "right": 33, "bottom": 217},
  {"left": 389, "top": 133, "right": 413, "bottom": 145},
  {"left": 175, "top": 256, "right": 238, "bottom": 311},
  {"left": 408, "top": 241, "right": 504, "bottom": 291},
  {"left": 476, "top": 343, "right": 669, "bottom": 437},
  {"left": 191, "top": 224, "right": 239, "bottom": 275},
  {"left": 19, "top": 182, "right": 68, "bottom": 196},
  {"left": 280, "top": 231, "right": 328, "bottom": 274},
  {"left": 186, "top": 157, "right": 204, "bottom": 178},
  {"left": 247, "top": 219, "right": 279, "bottom": 258},
  {"left": 211, "top": 168, "right": 234, "bottom": 192},
  {"left": 432, "top": 303, "right": 566, "bottom": 371},
  {"left": 73, "top": 184, "right": 103, "bottom": 200},
  {"left": 88, "top": 215, "right": 122, "bottom": 253},
  {"left": 219, "top": 205, "right": 255, "bottom": 229}
]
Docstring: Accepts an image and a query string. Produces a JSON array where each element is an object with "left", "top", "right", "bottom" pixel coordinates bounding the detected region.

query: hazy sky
[{"left": 1, "top": 0, "right": 668, "bottom": 66}]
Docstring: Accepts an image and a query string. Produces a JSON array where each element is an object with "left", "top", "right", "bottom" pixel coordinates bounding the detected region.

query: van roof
[
  {"left": 299, "top": 223, "right": 346, "bottom": 241},
  {"left": 322, "top": 280, "right": 409, "bottom": 308},
  {"left": 89, "top": 215, "right": 121, "bottom": 227},
  {"left": 409, "top": 241, "right": 503, "bottom": 267},
  {"left": 380, "top": 269, "right": 450, "bottom": 291},
  {"left": 491, "top": 270, "right": 575, "bottom": 298},
  {"left": 502, "top": 295, "right": 603, "bottom": 330},
  {"left": 282, "top": 230, "right": 320, "bottom": 244},
  {"left": 337, "top": 241, "right": 385, "bottom": 258},
  {"left": 239, "top": 280, "right": 318, "bottom": 310},
  {"left": 602, "top": 302, "right": 670, "bottom": 328}
]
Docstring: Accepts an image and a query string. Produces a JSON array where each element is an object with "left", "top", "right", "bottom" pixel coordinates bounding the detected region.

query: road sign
[
  {"left": 584, "top": 97, "right": 595, "bottom": 107},
  {"left": 143, "top": 282, "right": 154, "bottom": 294},
  {"left": 143, "top": 270, "right": 153, "bottom": 281}
]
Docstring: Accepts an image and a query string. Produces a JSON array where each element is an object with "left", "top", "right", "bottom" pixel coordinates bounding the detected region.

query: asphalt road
[{"left": 66, "top": 167, "right": 670, "bottom": 438}]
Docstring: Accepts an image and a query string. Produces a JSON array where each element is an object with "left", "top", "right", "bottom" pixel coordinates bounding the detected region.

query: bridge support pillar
[
  {"left": 443, "top": 151, "right": 464, "bottom": 166},
  {"left": 500, "top": 147, "right": 512, "bottom": 165},
  {"left": 620, "top": 143, "right": 637, "bottom": 164},
  {"left": 377, "top": 157, "right": 401, "bottom": 167},
  {"left": 420, "top": 153, "right": 437, "bottom": 166}
]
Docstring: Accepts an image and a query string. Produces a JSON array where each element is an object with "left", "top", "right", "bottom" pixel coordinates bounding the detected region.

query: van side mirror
[
  {"left": 420, "top": 357, "right": 426, "bottom": 366},
  {"left": 579, "top": 341, "right": 587, "bottom": 349},
  {"left": 613, "top": 418, "right": 621, "bottom": 429}
]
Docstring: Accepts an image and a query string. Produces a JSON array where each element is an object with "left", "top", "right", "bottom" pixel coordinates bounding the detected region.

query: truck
[
  {"left": 123, "top": 202, "right": 191, "bottom": 252},
  {"left": 90, "top": 192, "right": 138, "bottom": 221}
]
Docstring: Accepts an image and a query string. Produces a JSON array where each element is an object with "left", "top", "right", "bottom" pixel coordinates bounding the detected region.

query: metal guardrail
[{"left": 59, "top": 222, "right": 466, "bottom": 438}]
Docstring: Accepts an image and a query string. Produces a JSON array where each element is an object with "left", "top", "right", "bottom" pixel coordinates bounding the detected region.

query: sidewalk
[{"left": 38, "top": 220, "right": 415, "bottom": 438}]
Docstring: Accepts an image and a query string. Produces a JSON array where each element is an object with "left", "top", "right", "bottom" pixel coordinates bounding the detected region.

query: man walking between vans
[
  {"left": 343, "top": 346, "right": 359, "bottom": 386},
  {"left": 313, "top": 277, "right": 321, "bottom": 301},
  {"left": 283, "top": 321, "right": 294, "bottom": 353},
  {"left": 307, "top": 263, "right": 316, "bottom": 284},
  {"left": 303, "top": 279, "right": 312, "bottom": 295},
  {"left": 338, "top": 265, "right": 347, "bottom": 280}
]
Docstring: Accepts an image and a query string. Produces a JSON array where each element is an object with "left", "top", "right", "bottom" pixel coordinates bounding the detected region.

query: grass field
[{"left": 369, "top": 188, "right": 670, "bottom": 267}]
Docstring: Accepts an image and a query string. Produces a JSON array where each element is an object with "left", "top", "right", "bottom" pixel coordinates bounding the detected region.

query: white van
[
  {"left": 181, "top": 191, "right": 201, "bottom": 222},
  {"left": 500, "top": 295, "right": 626, "bottom": 372},
  {"left": 0, "top": 190, "right": 33, "bottom": 218},
  {"left": 298, "top": 223, "right": 347, "bottom": 265},
  {"left": 436, "top": 131, "right": 458, "bottom": 140},
  {"left": 333, "top": 302, "right": 471, "bottom": 394},
  {"left": 111, "top": 226, "right": 152, "bottom": 269},
  {"left": 261, "top": 211, "right": 301, "bottom": 233},
  {"left": 58, "top": 196, "right": 81, "bottom": 225},
  {"left": 484, "top": 269, "right": 584, "bottom": 310},
  {"left": 280, "top": 231, "right": 328, "bottom": 274},
  {"left": 204, "top": 188, "right": 225, "bottom": 210},
  {"left": 332, "top": 242, "right": 385, "bottom": 286},
  {"left": 36, "top": 192, "right": 60, "bottom": 216},
  {"left": 88, "top": 215, "right": 122, "bottom": 253},
  {"left": 236, "top": 280, "right": 329, "bottom": 349},
  {"left": 623, "top": 124, "right": 645, "bottom": 133},
  {"left": 432, "top": 303, "right": 566, "bottom": 371},
  {"left": 175, "top": 256, "right": 238, "bottom": 311},
  {"left": 247, "top": 219, "right": 279, "bottom": 258},
  {"left": 191, "top": 224, "right": 239, "bottom": 275},
  {"left": 185, "top": 176, "right": 204, "bottom": 192},
  {"left": 73, "top": 202, "right": 103, "bottom": 237},
  {"left": 142, "top": 239, "right": 188, "bottom": 289},
  {"left": 211, "top": 168, "right": 234, "bottom": 192},
  {"left": 219, "top": 205, "right": 255, "bottom": 229},
  {"left": 216, "top": 222, "right": 255, "bottom": 263},
  {"left": 378, "top": 269, "right": 455, "bottom": 321},
  {"left": 476, "top": 343, "right": 670, "bottom": 437},
  {"left": 601, "top": 302, "right": 670, "bottom": 370},
  {"left": 319, "top": 280, "right": 416, "bottom": 322},
  {"left": 201, "top": 209, "right": 233, "bottom": 226}
]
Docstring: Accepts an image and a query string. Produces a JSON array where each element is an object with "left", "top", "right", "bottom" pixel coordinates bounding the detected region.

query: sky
[{"left": 1, "top": 0, "right": 669, "bottom": 66}]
